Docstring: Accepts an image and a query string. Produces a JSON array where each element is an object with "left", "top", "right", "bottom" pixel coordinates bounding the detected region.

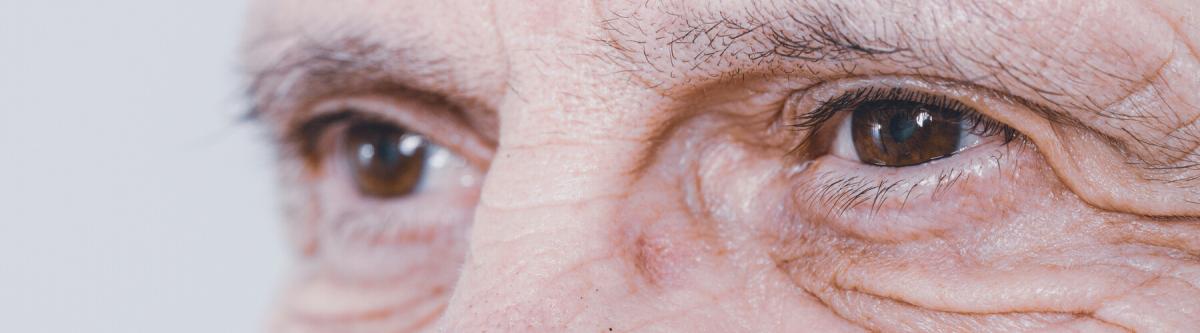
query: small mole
[{"left": 609, "top": 328, "right": 613, "bottom": 331}]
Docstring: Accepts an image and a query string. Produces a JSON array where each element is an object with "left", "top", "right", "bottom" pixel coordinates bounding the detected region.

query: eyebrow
[
  {"left": 243, "top": 36, "right": 445, "bottom": 120},
  {"left": 592, "top": 1, "right": 1098, "bottom": 121}
]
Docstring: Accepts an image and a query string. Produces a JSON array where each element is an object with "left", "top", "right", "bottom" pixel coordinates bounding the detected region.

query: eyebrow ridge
[
  {"left": 594, "top": 2, "right": 908, "bottom": 80},
  {"left": 242, "top": 36, "right": 445, "bottom": 121}
]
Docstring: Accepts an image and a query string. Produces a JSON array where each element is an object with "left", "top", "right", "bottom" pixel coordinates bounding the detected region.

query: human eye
[
  {"left": 272, "top": 94, "right": 490, "bottom": 320},
  {"left": 778, "top": 78, "right": 1036, "bottom": 240},
  {"left": 819, "top": 87, "right": 1017, "bottom": 168},
  {"left": 339, "top": 120, "right": 468, "bottom": 198}
]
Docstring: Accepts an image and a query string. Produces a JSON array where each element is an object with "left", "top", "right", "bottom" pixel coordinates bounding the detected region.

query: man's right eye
[{"left": 342, "top": 121, "right": 435, "bottom": 198}]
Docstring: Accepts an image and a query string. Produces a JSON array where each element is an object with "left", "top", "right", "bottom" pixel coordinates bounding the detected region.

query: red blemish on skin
[
  {"left": 632, "top": 232, "right": 680, "bottom": 288},
  {"left": 633, "top": 235, "right": 662, "bottom": 284}
]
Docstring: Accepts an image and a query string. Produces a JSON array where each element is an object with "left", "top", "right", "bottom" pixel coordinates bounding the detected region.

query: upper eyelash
[
  {"left": 788, "top": 87, "right": 1020, "bottom": 155},
  {"left": 285, "top": 109, "right": 399, "bottom": 172}
]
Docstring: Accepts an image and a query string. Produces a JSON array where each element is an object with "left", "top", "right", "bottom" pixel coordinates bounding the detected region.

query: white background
[{"left": 0, "top": 1, "right": 286, "bottom": 332}]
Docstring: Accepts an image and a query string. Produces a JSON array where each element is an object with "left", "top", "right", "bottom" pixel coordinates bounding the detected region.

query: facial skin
[{"left": 242, "top": 0, "right": 1200, "bottom": 331}]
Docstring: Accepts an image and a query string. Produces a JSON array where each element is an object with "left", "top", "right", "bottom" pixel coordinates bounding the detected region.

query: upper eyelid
[
  {"left": 282, "top": 95, "right": 495, "bottom": 171},
  {"left": 782, "top": 76, "right": 1025, "bottom": 154},
  {"left": 797, "top": 86, "right": 1015, "bottom": 138},
  {"left": 785, "top": 76, "right": 1012, "bottom": 127}
]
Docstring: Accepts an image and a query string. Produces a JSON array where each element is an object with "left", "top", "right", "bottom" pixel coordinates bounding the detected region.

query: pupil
[
  {"left": 376, "top": 136, "right": 403, "bottom": 167},
  {"left": 888, "top": 113, "right": 918, "bottom": 142}
]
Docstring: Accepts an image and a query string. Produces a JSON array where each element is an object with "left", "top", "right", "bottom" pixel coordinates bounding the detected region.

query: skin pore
[{"left": 242, "top": 0, "right": 1200, "bottom": 331}]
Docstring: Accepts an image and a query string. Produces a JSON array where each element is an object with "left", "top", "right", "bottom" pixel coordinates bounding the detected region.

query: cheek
[
  {"left": 269, "top": 151, "right": 478, "bottom": 331},
  {"left": 307, "top": 157, "right": 476, "bottom": 281},
  {"left": 748, "top": 141, "right": 1200, "bottom": 329}
]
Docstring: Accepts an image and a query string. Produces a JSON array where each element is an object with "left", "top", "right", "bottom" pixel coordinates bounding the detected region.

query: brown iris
[
  {"left": 342, "top": 122, "right": 429, "bottom": 197},
  {"left": 851, "top": 100, "right": 963, "bottom": 167}
]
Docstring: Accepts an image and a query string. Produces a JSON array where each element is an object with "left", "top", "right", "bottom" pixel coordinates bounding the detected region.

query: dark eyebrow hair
[
  {"left": 243, "top": 37, "right": 408, "bottom": 120},
  {"left": 588, "top": 1, "right": 1102, "bottom": 125},
  {"left": 595, "top": 2, "right": 906, "bottom": 72},
  {"left": 241, "top": 30, "right": 486, "bottom": 125}
]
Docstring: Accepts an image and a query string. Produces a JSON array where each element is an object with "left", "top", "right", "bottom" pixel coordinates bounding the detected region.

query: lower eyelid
[
  {"left": 306, "top": 138, "right": 481, "bottom": 279},
  {"left": 313, "top": 190, "right": 476, "bottom": 279},
  {"left": 789, "top": 141, "right": 1027, "bottom": 240}
]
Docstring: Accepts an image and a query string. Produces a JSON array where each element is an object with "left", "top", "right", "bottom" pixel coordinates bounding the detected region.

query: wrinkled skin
[{"left": 242, "top": 0, "right": 1200, "bottom": 331}]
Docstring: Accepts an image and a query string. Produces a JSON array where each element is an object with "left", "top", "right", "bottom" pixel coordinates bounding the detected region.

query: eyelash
[
  {"left": 788, "top": 87, "right": 1025, "bottom": 216},
  {"left": 287, "top": 109, "right": 390, "bottom": 172},
  {"left": 789, "top": 87, "right": 1019, "bottom": 153}
]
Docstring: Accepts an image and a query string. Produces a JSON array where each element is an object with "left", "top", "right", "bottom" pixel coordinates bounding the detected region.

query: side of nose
[
  {"left": 435, "top": 4, "right": 685, "bottom": 329},
  {"left": 437, "top": 97, "right": 665, "bottom": 330}
]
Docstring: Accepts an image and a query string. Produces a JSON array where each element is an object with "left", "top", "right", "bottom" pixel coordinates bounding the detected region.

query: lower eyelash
[
  {"left": 799, "top": 146, "right": 1014, "bottom": 217},
  {"left": 804, "top": 173, "right": 911, "bottom": 217}
]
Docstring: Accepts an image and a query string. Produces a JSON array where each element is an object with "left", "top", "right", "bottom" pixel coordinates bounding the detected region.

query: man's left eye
[{"left": 824, "top": 88, "right": 1016, "bottom": 167}]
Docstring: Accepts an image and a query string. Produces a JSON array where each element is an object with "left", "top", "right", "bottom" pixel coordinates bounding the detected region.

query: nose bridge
[
  {"left": 434, "top": 2, "right": 669, "bottom": 328},
  {"left": 438, "top": 97, "right": 650, "bottom": 328}
]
